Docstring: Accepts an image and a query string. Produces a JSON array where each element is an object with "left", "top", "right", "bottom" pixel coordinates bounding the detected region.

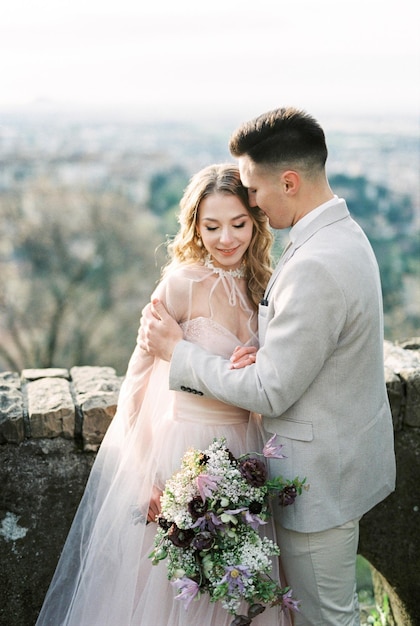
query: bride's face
[{"left": 196, "top": 192, "right": 253, "bottom": 271}]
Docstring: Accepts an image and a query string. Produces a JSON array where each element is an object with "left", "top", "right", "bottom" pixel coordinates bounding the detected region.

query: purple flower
[
  {"left": 238, "top": 457, "right": 267, "bottom": 487},
  {"left": 220, "top": 565, "right": 251, "bottom": 594},
  {"left": 281, "top": 588, "right": 300, "bottom": 612},
  {"left": 243, "top": 509, "right": 267, "bottom": 530},
  {"left": 223, "top": 507, "right": 267, "bottom": 530},
  {"left": 191, "top": 510, "right": 225, "bottom": 533},
  {"left": 263, "top": 434, "right": 287, "bottom": 459},
  {"left": 196, "top": 473, "right": 222, "bottom": 502},
  {"left": 171, "top": 577, "right": 200, "bottom": 610},
  {"left": 224, "top": 506, "right": 247, "bottom": 516}
]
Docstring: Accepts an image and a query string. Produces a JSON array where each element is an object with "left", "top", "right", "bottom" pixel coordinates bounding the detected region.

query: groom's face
[{"left": 238, "top": 156, "right": 292, "bottom": 230}]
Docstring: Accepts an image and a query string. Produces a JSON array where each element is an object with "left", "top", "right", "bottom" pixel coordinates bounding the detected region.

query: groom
[{"left": 139, "top": 107, "right": 396, "bottom": 625}]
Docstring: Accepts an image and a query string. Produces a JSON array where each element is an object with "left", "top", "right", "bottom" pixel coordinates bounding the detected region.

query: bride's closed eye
[{"left": 205, "top": 222, "right": 245, "bottom": 231}]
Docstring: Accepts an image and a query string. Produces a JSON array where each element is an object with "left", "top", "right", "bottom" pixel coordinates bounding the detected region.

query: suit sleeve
[{"left": 169, "top": 258, "right": 347, "bottom": 417}]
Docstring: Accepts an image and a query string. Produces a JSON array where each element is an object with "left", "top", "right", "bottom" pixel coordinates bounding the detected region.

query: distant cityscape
[
  {"left": 0, "top": 108, "right": 418, "bottom": 372},
  {"left": 1, "top": 108, "right": 419, "bottom": 221}
]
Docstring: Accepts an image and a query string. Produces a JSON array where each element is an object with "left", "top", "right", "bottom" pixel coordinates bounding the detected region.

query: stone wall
[
  {"left": 0, "top": 365, "right": 123, "bottom": 451},
  {"left": 359, "top": 339, "right": 420, "bottom": 626},
  {"left": 0, "top": 342, "right": 419, "bottom": 626}
]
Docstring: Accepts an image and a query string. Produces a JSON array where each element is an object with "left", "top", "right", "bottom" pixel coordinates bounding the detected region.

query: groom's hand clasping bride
[{"left": 139, "top": 299, "right": 183, "bottom": 361}]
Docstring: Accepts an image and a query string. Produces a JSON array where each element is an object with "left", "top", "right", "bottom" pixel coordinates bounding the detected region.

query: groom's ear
[{"left": 280, "top": 170, "right": 300, "bottom": 196}]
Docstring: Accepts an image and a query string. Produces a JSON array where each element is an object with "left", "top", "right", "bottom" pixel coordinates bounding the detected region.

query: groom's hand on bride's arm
[{"left": 139, "top": 299, "right": 183, "bottom": 361}]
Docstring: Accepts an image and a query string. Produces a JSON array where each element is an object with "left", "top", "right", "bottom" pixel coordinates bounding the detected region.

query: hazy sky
[{"left": 1, "top": 0, "right": 419, "bottom": 124}]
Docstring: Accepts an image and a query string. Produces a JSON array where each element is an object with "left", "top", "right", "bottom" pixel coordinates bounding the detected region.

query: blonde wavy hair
[{"left": 163, "top": 163, "right": 273, "bottom": 309}]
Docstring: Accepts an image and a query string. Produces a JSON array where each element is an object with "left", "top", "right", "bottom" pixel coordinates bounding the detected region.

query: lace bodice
[
  {"left": 181, "top": 316, "right": 257, "bottom": 359},
  {"left": 173, "top": 316, "right": 255, "bottom": 425}
]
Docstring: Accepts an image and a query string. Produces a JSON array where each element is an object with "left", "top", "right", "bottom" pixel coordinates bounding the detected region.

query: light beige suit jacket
[{"left": 169, "top": 199, "right": 396, "bottom": 533}]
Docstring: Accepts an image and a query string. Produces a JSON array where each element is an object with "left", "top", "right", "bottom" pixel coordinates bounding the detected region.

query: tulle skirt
[{"left": 36, "top": 358, "right": 290, "bottom": 626}]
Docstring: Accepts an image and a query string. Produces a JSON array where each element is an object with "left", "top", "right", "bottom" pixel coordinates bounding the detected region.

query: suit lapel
[
  {"left": 264, "top": 240, "right": 293, "bottom": 295},
  {"left": 263, "top": 200, "right": 350, "bottom": 299}
]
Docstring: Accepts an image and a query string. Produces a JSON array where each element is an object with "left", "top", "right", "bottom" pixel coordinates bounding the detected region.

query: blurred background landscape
[
  {"left": 0, "top": 0, "right": 419, "bottom": 374},
  {"left": 0, "top": 107, "right": 418, "bottom": 374}
]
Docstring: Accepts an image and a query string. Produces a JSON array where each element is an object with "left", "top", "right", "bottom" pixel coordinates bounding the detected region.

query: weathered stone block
[
  {"left": 0, "top": 386, "right": 25, "bottom": 444},
  {"left": 70, "top": 366, "right": 122, "bottom": 451},
  {"left": 80, "top": 396, "right": 118, "bottom": 451},
  {"left": 27, "top": 378, "right": 75, "bottom": 439},
  {"left": 385, "top": 366, "right": 403, "bottom": 430},
  {"left": 384, "top": 340, "right": 420, "bottom": 372},
  {"left": 398, "top": 368, "right": 420, "bottom": 427},
  {"left": 70, "top": 365, "right": 121, "bottom": 393},
  {"left": 21, "top": 368, "right": 70, "bottom": 381},
  {"left": 0, "top": 371, "right": 21, "bottom": 388},
  {"left": 384, "top": 342, "right": 420, "bottom": 428},
  {"left": 397, "top": 337, "right": 420, "bottom": 350}
]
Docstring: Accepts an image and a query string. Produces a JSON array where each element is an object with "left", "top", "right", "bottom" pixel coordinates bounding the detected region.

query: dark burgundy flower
[
  {"left": 168, "top": 524, "right": 195, "bottom": 547},
  {"left": 157, "top": 516, "right": 172, "bottom": 531},
  {"left": 188, "top": 495, "right": 209, "bottom": 520},
  {"left": 248, "top": 501, "right": 263, "bottom": 514},
  {"left": 239, "top": 457, "right": 267, "bottom": 487},
  {"left": 247, "top": 603, "right": 266, "bottom": 617},
  {"left": 198, "top": 453, "right": 209, "bottom": 466},
  {"left": 279, "top": 484, "right": 298, "bottom": 506},
  {"left": 226, "top": 449, "right": 237, "bottom": 464},
  {"left": 231, "top": 615, "right": 252, "bottom": 626},
  {"left": 192, "top": 531, "right": 214, "bottom": 551}
]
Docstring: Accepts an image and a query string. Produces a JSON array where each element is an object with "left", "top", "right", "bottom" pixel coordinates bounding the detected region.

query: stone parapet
[
  {"left": 1, "top": 341, "right": 419, "bottom": 450},
  {"left": 383, "top": 339, "right": 420, "bottom": 429},
  {"left": 0, "top": 340, "right": 420, "bottom": 626},
  {"left": 0, "top": 372, "right": 24, "bottom": 444},
  {"left": 0, "top": 366, "right": 122, "bottom": 451}
]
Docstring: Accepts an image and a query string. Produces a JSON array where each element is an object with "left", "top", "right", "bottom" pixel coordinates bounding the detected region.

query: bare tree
[{"left": 0, "top": 178, "right": 163, "bottom": 374}]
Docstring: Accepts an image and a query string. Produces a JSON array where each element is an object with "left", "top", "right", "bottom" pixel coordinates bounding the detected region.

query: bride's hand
[
  {"left": 229, "top": 345, "right": 257, "bottom": 369},
  {"left": 147, "top": 485, "right": 163, "bottom": 523}
]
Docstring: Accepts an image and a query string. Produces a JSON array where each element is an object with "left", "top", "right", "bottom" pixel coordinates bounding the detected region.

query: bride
[{"left": 35, "top": 163, "right": 293, "bottom": 626}]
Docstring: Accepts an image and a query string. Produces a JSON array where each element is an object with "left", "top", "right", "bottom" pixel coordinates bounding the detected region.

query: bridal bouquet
[{"left": 149, "top": 436, "right": 306, "bottom": 625}]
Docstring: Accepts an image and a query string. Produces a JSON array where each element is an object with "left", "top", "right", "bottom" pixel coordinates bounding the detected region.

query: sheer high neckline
[{"left": 204, "top": 254, "right": 246, "bottom": 279}]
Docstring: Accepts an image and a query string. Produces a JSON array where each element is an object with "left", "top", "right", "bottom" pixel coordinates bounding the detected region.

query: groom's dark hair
[{"left": 229, "top": 107, "right": 328, "bottom": 173}]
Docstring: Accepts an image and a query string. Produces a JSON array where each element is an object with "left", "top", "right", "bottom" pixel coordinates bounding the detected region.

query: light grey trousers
[{"left": 277, "top": 518, "right": 361, "bottom": 626}]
